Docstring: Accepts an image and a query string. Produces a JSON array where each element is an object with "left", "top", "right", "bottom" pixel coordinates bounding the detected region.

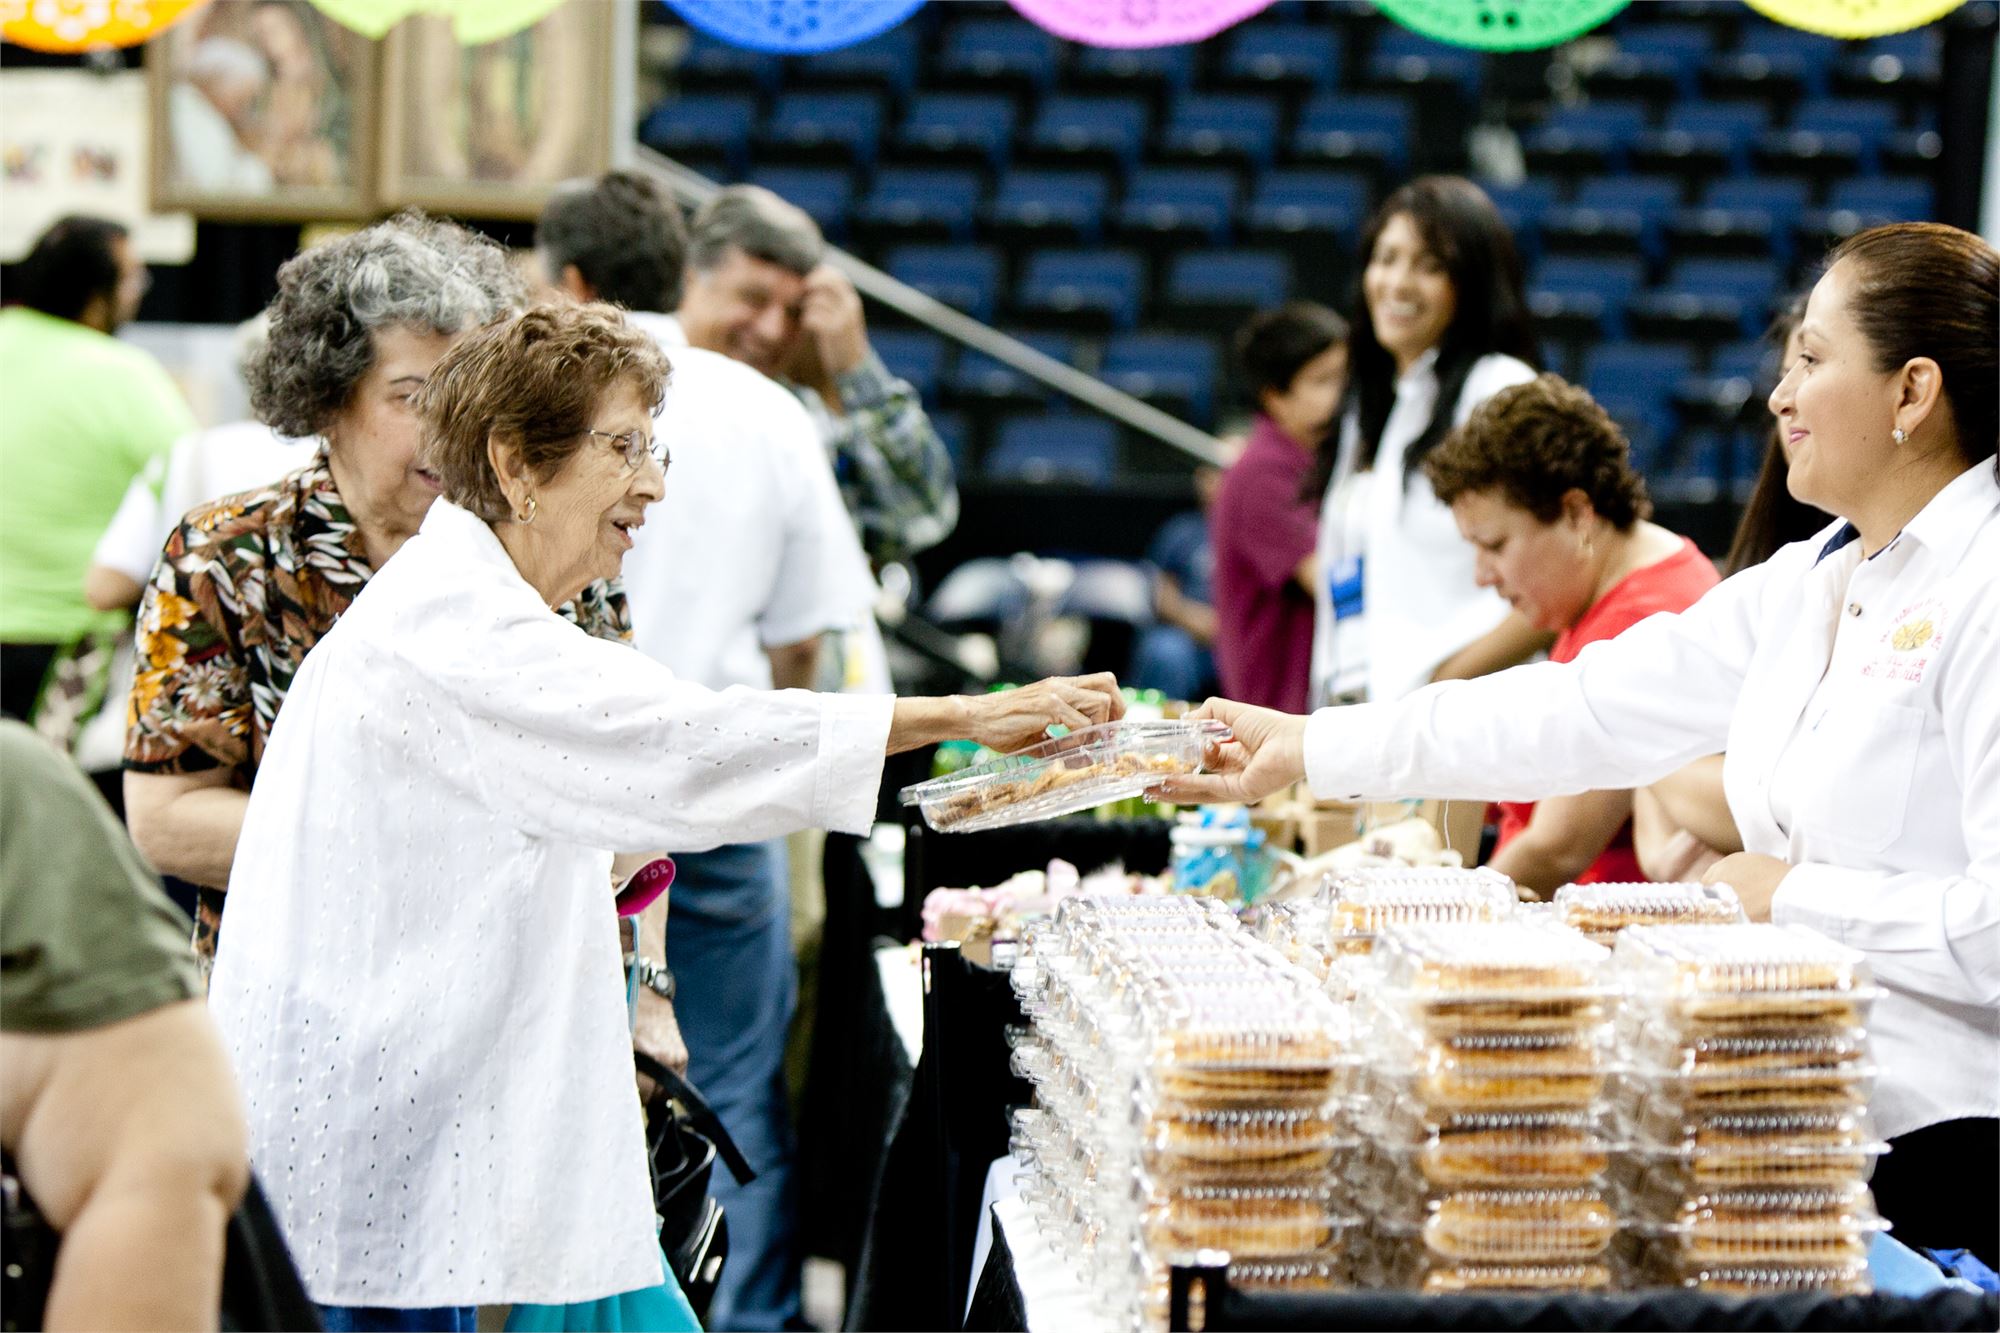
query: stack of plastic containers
[
  {"left": 1553, "top": 881, "right": 1746, "bottom": 945},
  {"left": 1009, "top": 894, "right": 1361, "bottom": 1329},
  {"left": 1610, "top": 923, "right": 1887, "bottom": 1295},
  {"left": 1353, "top": 922, "right": 1623, "bottom": 1293}
]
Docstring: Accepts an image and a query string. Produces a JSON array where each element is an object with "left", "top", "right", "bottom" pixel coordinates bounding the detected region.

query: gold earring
[{"left": 515, "top": 495, "right": 538, "bottom": 524}]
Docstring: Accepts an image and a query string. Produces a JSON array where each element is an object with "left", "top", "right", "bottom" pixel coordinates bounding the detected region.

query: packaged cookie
[
  {"left": 1377, "top": 1110, "right": 1616, "bottom": 1189},
  {"left": 1623, "top": 1028, "right": 1877, "bottom": 1113},
  {"left": 1371, "top": 923, "right": 1615, "bottom": 1036},
  {"left": 1394, "top": 1186, "right": 1619, "bottom": 1264},
  {"left": 1139, "top": 1181, "right": 1350, "bottom": 1257},
  {"left": 1613, "top": 924, "right": 1879, "bottom": 1035},
  {"left": 1375, "top": 1028, "right": 1611, "bottom": 1113},
  {"left": 1135, "top": 1100, "right": 1359, "bottom": 1182},
  {"left": 1385, "top": 1257, "right": 1613, "bottom": 1294},
  {"left": 1645, "top": 1259, "right": 1873, "bottom": 1296},
  {"left": 1322, "top": 868, "right": 1518, "bottom": 955},
  {"left": 1622, "top": 1105, "right": 1889, "bottom": 1188},
  {"left": 899, "top": 718, "right": 1231, "bottom": 831},
  {"left": 1554, "top": 881, "right": 1744, "bottom": 942},
  {"left": 1624, "top": 1183, "right": 1885, "bottom": 1268}
]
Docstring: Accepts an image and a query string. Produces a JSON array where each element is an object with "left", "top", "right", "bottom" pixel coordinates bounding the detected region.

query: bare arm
[
  {"left": 887, "top": 673, "right": 1125, "bottom": 755},
  {"left": 1292, "top": 552, "right": 1320, "bottom": 599},
  {"left": 1486, "top": 788, "right": 1635, "bottom": 897},
  {"left": 83, "top": 565, "right": 145, "bottom": 613},
  {"left": 1154, "top": 574, "right": 1218, "bottom": 645},
  {"left": 1644, "top": 754, "right": 1743, "bottom": 855},
  {"left": 123, "top": 770, "right": 245, "bottom": 890},
  {"left": 1431, "top": 612, "right": 1555, "bottom": 684},
  {"left": 628, "top": 885, "right": 688, "bottom": 1081},
  {"left": 765, "top": 635, "right": 824, "bottom": 692},
  {"left": 3, "top": 1001, "right": 249, "bottom": 1332}
]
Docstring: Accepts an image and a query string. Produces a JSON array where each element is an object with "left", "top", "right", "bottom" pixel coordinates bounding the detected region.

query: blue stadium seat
[
  {"left": 1675, "top": 338, "right": 1773, "bottom": 432},
  {"left": 1759, "top": 98, "right": 1902, "bottom": 177},
  {"left": 638, "top": 95, "right": 758, "bottom": 178},
  {"left": 985, "top": 414, "right": 1119, "bottom": 485},
  {"left": 760, "top": 91, "right": 886, "bottom": 168},
  {"left": 1101, "top": 332, "right": 1222, "bottom": 427},
  {"left": 1541, "top": 175, "right": 1682, "bottom": 264},
  {"left": 1837, "top": 27, "right": 1942, "bottom": 101},
  {"left": 1802, "top": 176, "right": 1937, "bottom": 248},
  {"left": 1290, "top": 93, "right": 1413, "bottom": 177},
  {"left": 1629, "top": 257, "right": 1783, "bottom": 342},
  {"left": 855, "top": 168, "right": 984, "bottom": 244},
  {"left": 947, "top": 332, "right": 1080, "bottom": 413},
  {"left": 1023, "top": 96, "right": 1152, "bottom": 172},
  {"left": 1113, "top": 168, "right": 1241, "bottom": 248},
  {"left": 1583, "top": 341, "right": 1699, "bottom": 471},
  {"left": 1243, "top": 169, "right": 1372, "bottom": 246},
  {"left": 1218, "top": 25, "right": 1344, "bottom": 98},
  {"left": 1653, "top": 427, "right": 1741, "bottom": 504},
  {"left": 1704, "top": 23, "right": 1840, "bottom": 103},
  {"left": 929, "top": 409, "right": 974, "bottom": 473},
  {"left": 1016, "top": 249, "right": 1148, "bottom": 333},
  {"left": 1703, "top": 176, "right": 1812, "bottom": 233},
  {"left": 986, "top": 169, "right": 1113, "bottom": 245},
  {"left": 937, "top": 20, "right": 1062, "bottom": 99},
  {"left": 675, "top": 32, "right": 781, "bottom": 96},
  {"left": 894, "top": 93, "right": 1018, "bottom": 169},
  {"left": 1068, "top": 43, "right": 1196, "bottom": 108},
  {"left": 786, "top": 25, "right": 921, "bottom": 96},
  {"left": 745, "top": 166, "right": 856, "bottom": 239},
  {"left": 1160, "top": 94, "right": 1282, "bottom": 170},
  {"left": 869, "top": 329, "right": 951, "bottom": 400},
  {"left": 1632, "top": 100, "right": 1769, "bottom": 179},
  {"left": 1479, "top": 178, "right": 1560, "bottom": 266},
  {"left": 1524, "top": 101, "right": 1653, "bottom": 176},
  {"left": 886, "top": 244, "right": 1004, "bottom": 321},
  {"left": 1161, "top": 249, "right": 1291, "bottom": 330},
  {"left": 1529, "top": 256, "right": 1648, "bottom": 341},
  {"left": 1365, "top": 29, "right": 1483, "bottom": 100},
  {"left": 1583, "top": 23, "right": 1712, "bottom": 103}
]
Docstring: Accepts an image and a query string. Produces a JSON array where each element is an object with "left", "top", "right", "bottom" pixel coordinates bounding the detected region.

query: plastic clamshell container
[
  {"left": 1373, "top": 1026, "right": 1611, "bottom": 1112},
  {"left": 1321, "top": 869, "right": 1519, "bottom": 954},
  {"left": 1138, "top": 1181, "right": 1356, "bottom": 1258},
  {"left": 1613, "top": 924, "right": 1881, "bottom": 1033},
  {"left": 1377, "top": 1256, "right": 1614, "bottom": 1294},
  {"left": 1370, "top": 923, "right": 1616, "bottom": 1036},
  {"left": 1373, "top": 1109, "right": 1617, "bottom": 1188},
  {"left": 1554, "top": 881, "right": 1745, "bottom": 941},
  {"left": 1646, "top": 1259, "right": 1873, "bottom": 1296},
  {"left": 1377, "top": 1186, "right": 1618, "bottom": 1263},
  {"left": 1135, "top": 1101, "right": 1360, "bottom": 1182},
  {"left": 1619, "top": 1028, "right": 1877, "bottom": 1113},
  {"left": 1624, "top": 1184, "right": 1886, "bottom": 1267},
  {"left": 1620, "top": 1105, "right": 1889, "bottom": 1188},
  {"left": 899, "top": 719, "right": 1231, "bottom": 832}
]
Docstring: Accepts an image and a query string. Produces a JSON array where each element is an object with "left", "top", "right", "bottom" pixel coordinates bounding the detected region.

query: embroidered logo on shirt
[{"left": 1862, "top": 597, "right": 1947, "bottom": 683}]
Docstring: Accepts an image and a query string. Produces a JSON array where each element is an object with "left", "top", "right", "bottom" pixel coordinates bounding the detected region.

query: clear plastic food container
[
  {"left": 1373, "top": 1027, "right": 1612, "bottom": 1112},
  {"left": 1624, "top": 1184, "right": 1886, "bottom": 1267},
  {"left": 1379, "top": 1186, "right": 1618, "bottom": 1263},
  {"left": 1554, "top": 881, "right": 1744, "bottom": 942},
  {"left": 1371, "top": 1255, "right": 1614, "bottom": 1294},
  {"left": 1322, "top": 869, "right": 1519, "bottom": 954},
  {"left": 1642, "top": 1259, "right": 1873, "bottom": 1296},
  {"left": 1371, "top": 1109, "right": 1617, "bottom": 1188},
  {"left": 1137, "top": 1181, "right": 1355, "bottom": 1257},
  {"left": 899, "top": 719, "right": 1231, "bottom": 832},
  {"left": 1135, "top": 1100, "right": 1361, "bottom": 1182},
  {"left": 1620, "top": 1105, "right": 1889, "bottom": 1187},
  {"left": 1370, "top": 923, "right": 1616, "bottom": 1036},
  {"left": 1619, "top": 1028, "right": 1877, "bottom": 1113},
  {"left": 1613, "top": 924, "right": 1881, "bottom": 1033}
]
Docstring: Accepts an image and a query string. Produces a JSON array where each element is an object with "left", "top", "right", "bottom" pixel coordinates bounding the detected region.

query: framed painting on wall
[
  {"left": 148, "top": 0, "right": 377, "bottom": 220},
  {"left": 378, "top": 1, "right": 614, "bottom": 219}
]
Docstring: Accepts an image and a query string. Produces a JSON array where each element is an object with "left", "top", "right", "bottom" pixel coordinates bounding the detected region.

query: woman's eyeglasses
[{"left": 587, "top": 428, "right": 671, "bottom": 476}]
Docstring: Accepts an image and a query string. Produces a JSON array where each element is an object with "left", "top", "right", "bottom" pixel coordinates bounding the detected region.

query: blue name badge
[{"left": 1329, "top": 556, "right": 1364, "bottom": 621}]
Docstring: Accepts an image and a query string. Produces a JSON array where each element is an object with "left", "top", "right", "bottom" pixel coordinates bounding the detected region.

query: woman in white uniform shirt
[
  {"left": 206, "top": 304, "right": 1125, "bottom": 1325},
  {"left": 1308, "top": 176, "right": 1551, "bottom": 707},
  {"left": 1165, "top": 223, "right": 1999, "bottom": 1263}
]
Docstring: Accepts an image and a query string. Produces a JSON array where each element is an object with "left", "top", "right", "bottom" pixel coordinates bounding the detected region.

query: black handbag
[{"left": 631, "top": 1052, "right": 755, "bottom": 1321}]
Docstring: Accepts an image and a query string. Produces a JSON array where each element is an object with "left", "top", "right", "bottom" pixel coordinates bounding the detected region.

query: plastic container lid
[
  {"left": 1554, "top": 881, "right": 1745, "bottom": 939},
  {"left": 899, "top": 718, "right": 1230, "bottom": 832},
  {"left": 1613, "top": 924, "right": 1879, "bottom": 1025},
  {"left": 1322, "top": 868, "right": 1519, "bottom": 953},
  {"left": 1370, "top": 1109, "right": 1617, "bottom": 1188},
  {"left": 1381, "top": 1187, "right": 1619, "bottom": 1262}
]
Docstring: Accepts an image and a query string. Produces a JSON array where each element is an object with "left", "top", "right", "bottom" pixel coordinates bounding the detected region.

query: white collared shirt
[
  {"left": 207, "top": 499, "right": 894, "bottom": 1306},
  {"left": 1310, "top": 349, "right": 1535, "bottom": 705},
  {"left": 1303, "top": 463, "right": 2000, "bottom": 1139},
  {"left": 620, "top": 312, "right": 876, "bottom": 690}
]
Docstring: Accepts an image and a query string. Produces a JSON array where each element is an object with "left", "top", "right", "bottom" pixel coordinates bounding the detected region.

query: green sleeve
[{"left": 0, "top": 722, "right": 200, "bottom": 1034}]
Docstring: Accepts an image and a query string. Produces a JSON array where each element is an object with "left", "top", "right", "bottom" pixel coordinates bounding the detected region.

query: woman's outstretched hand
[
  {"left": 1152, "top": 697, "right": 1310, "bottom": 806},
  {"left": 965, "top": 673, "right": 1126, "bottom": 753}
]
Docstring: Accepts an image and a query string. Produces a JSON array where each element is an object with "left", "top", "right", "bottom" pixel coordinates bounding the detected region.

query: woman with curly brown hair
[{"left": 1423, "top": 375, "right": 1719, "bottom": 893}]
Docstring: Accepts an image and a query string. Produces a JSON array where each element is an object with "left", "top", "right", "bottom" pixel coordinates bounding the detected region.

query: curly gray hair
[{"left": 248, "top": 212, "right": 524, "bottom": 439}]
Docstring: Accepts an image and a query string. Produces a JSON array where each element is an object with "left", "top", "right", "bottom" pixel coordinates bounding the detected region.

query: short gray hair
[
  {"left": 686, "top": 185, "right": 824, "bottom": 277},
  {"left": 248, "top": 211, "right": 524, "bottom": 439}
]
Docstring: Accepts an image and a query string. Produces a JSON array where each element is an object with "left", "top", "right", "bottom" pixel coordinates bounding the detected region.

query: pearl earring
[{"left": 1892, "top": 428, "right": 1907, "bottom": 444}]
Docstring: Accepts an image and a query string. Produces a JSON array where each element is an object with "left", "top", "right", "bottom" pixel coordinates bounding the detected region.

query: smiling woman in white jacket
[{"left": 1164, "top": 223, "right": 2000, "bottom": 1266}]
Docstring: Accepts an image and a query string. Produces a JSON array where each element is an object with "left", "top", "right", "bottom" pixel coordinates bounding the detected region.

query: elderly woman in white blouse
[
  {"left": 1160, "top": 223, "right": 2000, "bottom": 1266},
  {"left": 205, "top": 303, "right": 1123, "bottom": 1327}
]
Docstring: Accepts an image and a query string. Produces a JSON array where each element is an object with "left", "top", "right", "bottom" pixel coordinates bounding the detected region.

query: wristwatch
[{"left": 623, "top": 953, "right": 677, "bottom": 1002}]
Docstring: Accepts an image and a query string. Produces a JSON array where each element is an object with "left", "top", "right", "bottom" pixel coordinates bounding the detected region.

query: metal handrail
[{"left": 630, "top": 144, "right": 1230, "bottom": 467}]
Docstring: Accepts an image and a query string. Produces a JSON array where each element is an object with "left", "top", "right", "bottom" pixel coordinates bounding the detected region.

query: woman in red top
[{"left": 1423, "top": 375, "right": 1720, "bottom": 893}]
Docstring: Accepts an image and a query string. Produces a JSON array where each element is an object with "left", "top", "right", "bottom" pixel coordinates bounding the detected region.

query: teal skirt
[{"left": 505, "top": 1247, "right": 701, "bottom": 1333}]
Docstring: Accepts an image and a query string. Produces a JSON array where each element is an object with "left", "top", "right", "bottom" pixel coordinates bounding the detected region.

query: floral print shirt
[{"left": 124, "top": 454, "right": 631, "bottom": 960}]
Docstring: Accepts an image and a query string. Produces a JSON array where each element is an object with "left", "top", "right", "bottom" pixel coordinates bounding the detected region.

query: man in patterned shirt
[
  {"left": 677, "top": 185, "right": 958, "bottom": 573},
  {"left": 122, "top": 215, "right": 629, "bottom": 968}
]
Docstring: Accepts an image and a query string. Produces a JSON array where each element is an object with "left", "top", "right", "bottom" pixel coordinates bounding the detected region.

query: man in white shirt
[{"left": 537, "top": 172, "right": 874, "bottom": 1333}]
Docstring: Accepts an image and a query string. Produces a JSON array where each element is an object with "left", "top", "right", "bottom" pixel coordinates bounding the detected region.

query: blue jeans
[
  {"left": 317, "top": 1305, "right": 476, "bottom": 1332},
  {"left": 665, "top": 839, "right": 796, "bottom": 1332}
]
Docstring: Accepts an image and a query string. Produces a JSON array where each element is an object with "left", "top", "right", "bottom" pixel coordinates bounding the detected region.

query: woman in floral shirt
[{"left": 123, "top": 214, "right": 629, "bottom": 965}]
